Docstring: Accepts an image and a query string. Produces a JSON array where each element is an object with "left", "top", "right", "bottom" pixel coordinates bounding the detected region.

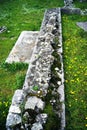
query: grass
[
  {"left": 0, "top": 0, "right": 64, "bottom": 129},
  {"left": 44, "top": 103, "right": 61, "bottom": 130},
  {"left": 62, "top": 14, "right": 87, "bottom": 129},
  {"left": 74, "top": 0, "right": 87, "bottom": 9}
]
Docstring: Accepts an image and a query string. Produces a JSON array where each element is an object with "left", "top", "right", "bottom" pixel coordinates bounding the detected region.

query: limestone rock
[
  {"left": 9, "top": 105, "right": 21, "bottom": 114},
  {"left": 57, "top": 84, "right": 64, "bottom": 102},
  {"left": 6, "top": 113, "right": 21, "bottom": 128},
  {"left": 36, "top": 114, "right": 48, "bottom": 124},
  {"left": 31, "top": 122, "right": 43, "bottom": 130},
  {"left": 12, "top": 89, "right": 25, "bottom": 105},
  {"left": 77, "top": 22, "right": 87, "bottom": 31},
  {"left": 25, "top": 96, "right": 45, "bottom": 110}
]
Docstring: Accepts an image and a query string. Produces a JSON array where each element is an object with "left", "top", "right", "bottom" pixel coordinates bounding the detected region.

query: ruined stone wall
[
  {"left": 6, "top": 8, "right": 65, "bottom": 130},
  {"left": 6, "top": 2, "right": 87, "bottom": 129}
]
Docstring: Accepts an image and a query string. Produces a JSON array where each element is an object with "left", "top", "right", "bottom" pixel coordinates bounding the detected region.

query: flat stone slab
[
  {"left": 6, "top": 31, "right": 39, "bottom": 63},
  {"left": 77, "top": 22, "right": 87, "bottom": 31}
]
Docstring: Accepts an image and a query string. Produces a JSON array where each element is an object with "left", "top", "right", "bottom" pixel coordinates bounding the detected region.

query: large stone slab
[
  {"left": 77, "top": 22, "right": 87, "bottom": 31},
  {"left": 6, "top": 31, "right": 39, "bottom": 63}
]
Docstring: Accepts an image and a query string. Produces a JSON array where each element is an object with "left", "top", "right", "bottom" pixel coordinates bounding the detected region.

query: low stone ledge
[
  {"left": 6, "top": 31, "right": 39, "bottom": 64},
  {"left": 61, "top": 7, "right": 81, "bottom": 14},
  {"left": 77, "top": 22, "right": 87, "bottom": 31}
]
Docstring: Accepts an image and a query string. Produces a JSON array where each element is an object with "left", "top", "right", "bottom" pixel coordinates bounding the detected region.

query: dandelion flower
[
  {"left": 85, "top": 124, "right": 87, "bottom": 127},
  {"left": 85, "top": 117, "right": 87, "bottom": 120}
]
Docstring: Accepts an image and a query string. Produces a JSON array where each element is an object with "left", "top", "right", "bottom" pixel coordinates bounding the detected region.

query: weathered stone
[
  {"left": 6, "top": 31, "right": 38, "bottom": 63},
  {"left": 6, "top": 113, "right": 21, "bottom": 128},
  {"left": 0, "top": 26, "right": 7, "bottom": 33},
  {"left": 36, "top": 114, "right": 48, "bottom": 124},
  {"left": 31, "top": 122, "right": 43, "bottom": 130},
  {"left": 57, "top": 81, "right": 62, "bottom": 86},
  {"left": 77, "top": 22, "right": 87, "bottom": 31},
  {"left": 81, "top": 9, "right": 87, "bottom": 15},
  {"left": 58, "top": 47, "right": 63, "bottom": 53},
  {"left": 12, "top": 89, "right": 25, "bottom": 105},
  {"left": 57, "top": 84, "right": 64, "bottom": 102},
  {"left": 61, "top": 7, "right": 81, "bottom": 14},
  {"left": 64, "top": 0, "right": 73, "bottom": 7},
  {"left": 9, "top": 105, "right": 21, "bottom": 114},
  {"left": 25, "top": 96, "right": 45, "bottom": 110}
]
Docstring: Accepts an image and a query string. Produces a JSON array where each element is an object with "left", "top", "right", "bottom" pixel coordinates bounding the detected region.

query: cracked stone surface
[{"left": 6, "top": 31, "right": 39, "bottom": 63}]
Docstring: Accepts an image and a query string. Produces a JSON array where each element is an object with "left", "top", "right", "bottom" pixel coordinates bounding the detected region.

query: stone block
[
  {"left": 6, "top": 31, "right": 39, "bottom": 63},
  {"left": 25, "top": 96, "right": 45, "bottom": 110},
  {"left": 61, "top": 7, "right": 81, "bottom": 14},
  {"left": 12, "top": 89, "right": 25, "bottom": 105},
  {"left": 6, "top": 113, "right": 21, "bottom": 127}
]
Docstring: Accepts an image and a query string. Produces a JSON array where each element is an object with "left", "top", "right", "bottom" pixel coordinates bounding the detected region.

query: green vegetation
[
  {"left": 74, "top": 0, "right": 87, "bottom": 9},
  {"left": 62, "top": 14, "right": 87, "bottom": 129},
  {"left": 44, "top": 104, "right": 60, "bottom": 130},
  {"left": 1, "top": 62, "right": 28, "bottom": 72},
  {"left": 44, "top": 34, "right": 62, "bottom": 129},
  {"left": 33, "top": 85, "right": 39, "bottom": 91}
]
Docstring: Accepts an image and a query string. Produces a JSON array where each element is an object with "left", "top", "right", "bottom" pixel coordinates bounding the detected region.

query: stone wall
[
  {"left": 6, "top": 8, "right": 65, "bottom": 130},
  {"left": 6, "top": 2, "right": 87, "bottom": 129}
]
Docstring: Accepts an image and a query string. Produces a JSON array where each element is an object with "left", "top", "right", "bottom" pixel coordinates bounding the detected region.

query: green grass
[
  {"left": 74, "top": 0, "right": 87, "bottom": 9},
  {"left": 62, "top": 14, "right": 87, "bottom": 129}
]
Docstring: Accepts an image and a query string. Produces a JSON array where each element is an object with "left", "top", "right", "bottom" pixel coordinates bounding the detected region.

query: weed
[
  {"left": 74, "top": 0, "right": 87, "bottom": 9},
  {"left": 0, "top": 97, "right": 11, "bottom": 130},
  {"left": 15, "top": 73, "right": 26, "bottom": 89},
  {"left": 44, "top": 104, "right": 61, "bottom": 130},
  {"left": 32, "top": 85, "right": 39, "bottom": 91}
]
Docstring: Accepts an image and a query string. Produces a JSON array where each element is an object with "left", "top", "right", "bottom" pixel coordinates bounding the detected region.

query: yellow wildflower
[
  {"left": 85, "top": 117, "right": 87, "bottom": 120},
  {"left": 75, "top": 99, "right": 77, "bottom": 101},
  {"left": 81, "top": 100, "right": 83, "bottom": 103},
  {"left": 85, "top": 124, "right": 87, "bottom": 127},
  {"left": 69, "top": 104, "right": 71, "bottom": 107},
  {"left": 70, "top": 91, "right": 75, "bottom": 94}
]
